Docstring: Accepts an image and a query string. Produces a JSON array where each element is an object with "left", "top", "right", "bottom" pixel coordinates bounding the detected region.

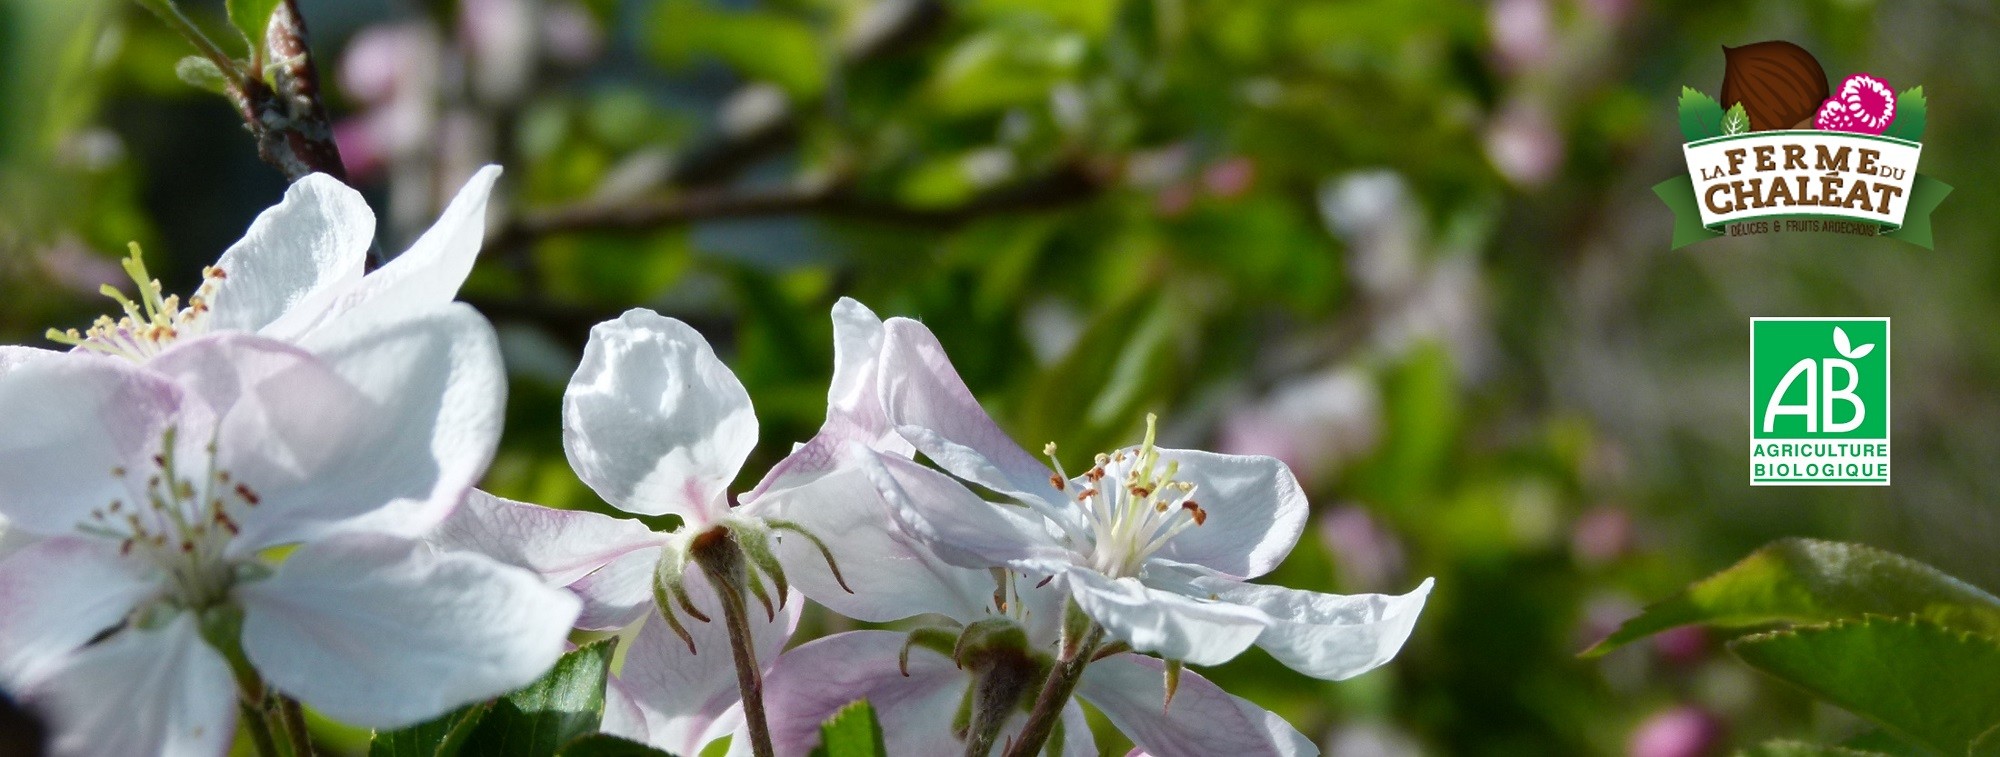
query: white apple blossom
[
  {"left": 761, "top": 568, "right": 1316, "bottom": 757},
  {"left": 428, "top": 298, "right": 929, "bottom": 755},
  {"left": 866, "top": 317, "right": 1434, "bottom": 678},
  {"left": 0, "top": 306, "right": 579, "bottom": 756},
  {"left": 40, "top": 165, "right": 501, "bottom": 365}
]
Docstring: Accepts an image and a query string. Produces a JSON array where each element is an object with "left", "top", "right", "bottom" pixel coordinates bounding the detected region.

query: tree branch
[
  {"left": 501, "top": 162, "right": 1106, "bottom": 244},
  {"left": 243, "top": 0, "right": 346, "bottom": 181}
]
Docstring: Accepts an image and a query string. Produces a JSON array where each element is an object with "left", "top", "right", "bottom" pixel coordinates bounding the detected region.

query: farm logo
[
  {"left": 1657, "top": 42, "right": 1951, "bottom": 248},
  {"left": 1750, "top": 318, "right": 1890, "bottom": 486}
]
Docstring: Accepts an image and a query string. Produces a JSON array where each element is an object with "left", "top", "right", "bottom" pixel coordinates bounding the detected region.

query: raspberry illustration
[{"left": 1815, "top": 73, "right": 1896, "bottom": 134}]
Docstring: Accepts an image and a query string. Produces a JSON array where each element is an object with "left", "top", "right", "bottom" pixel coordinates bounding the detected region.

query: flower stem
[
  {"left": 1002, "top": 625, "right": 1103, "bottom": 757},
  {"left": 277, "top": 695, "right": 316, "bottom": 757},
  {"left": 693, "top": 530, "right": 776, "bottom": 757},
  {"left": 237, "top": 699, "right": 281, "bottom": 757}
]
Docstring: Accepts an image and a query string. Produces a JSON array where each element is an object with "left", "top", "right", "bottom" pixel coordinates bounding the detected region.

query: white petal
[
  {"left": 318, "top": 165, "right": 500, "bottom": 327},
  {"left": 564, "top": 309, "right": 755, "bottom": 526},
  {"left": 828, "top": 299, "right": 884, "bottom": 411},
  {"left": 430, "top": 490, "right": 663, "bottom": 586},
  {"left": 1145, "top": 448, "right": 1308, "bottom": 580},
  {"left": 863, "top": 449, "right": 1069, "bottom": 573},
  {"left": 571, "top": 545, "right": 663, "bottom": 630},
  {"left": 277, "top": 303, "right": 504, "bottom": 542},
  {"left": 876, "top": 318, "right": 1059, "bottom": 505},
  {"left": 616, "top": 568, "right": 799, "bottom": 756},
  {"left": 0, "top": 345, "right": 63, "bottom": 376},
  {"left": 749, "top": 464, "right": 995, "bottom": 623},
  {"left": 0, "top": 352, "right": 180, "bottom": 535},
  {"left": 0, "top": 538, "right": 156, "bottom": 688},
  {"left": 28, "top": 614, "right": 236, "bottom": 757},
  {"left": 1197, "top": 576, "right": 1433, "bottom": 681},
  {"left": 761, "top": 630, "right": 969, "bottom": 756},
  {"left": 1063, "top": 567, "right": 1267, "bottom": 667},
  {"left": 1076, "top": 653, "right": 1316, "bottom": 757},
  {"left": 239, "top": 533, "right": 580, "bottom": 728},
  {"left": 825, "top": 298, "right": 908, "bottom": 454},
  {"left": 208, "top": 173, "right": 373, "bottom": 338}
]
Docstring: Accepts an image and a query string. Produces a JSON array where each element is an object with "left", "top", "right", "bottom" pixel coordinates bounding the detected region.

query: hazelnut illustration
[{"left": 1720, "top": 41, "right": 1829, "bottom": 131}]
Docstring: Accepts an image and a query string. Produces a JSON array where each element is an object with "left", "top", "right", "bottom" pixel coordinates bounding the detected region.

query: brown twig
[{"left": 243, "top": 0, "right": 346, "bottom": 181}]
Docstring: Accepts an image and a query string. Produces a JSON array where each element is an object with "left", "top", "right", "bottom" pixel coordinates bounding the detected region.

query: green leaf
[
  {"left": 554, "top": 733, "right": 679, "bottom": 757},
  {"left": 1678, "top": 87, "right": 1724, "bottom": 141},
  {"left": 1730, "top": 617, "right": 2000, "bottom": 755},
  {"left": 225, "top": 0, "right": 281, "bottom": 51},
  {"left": 809, "top": 700, "right": 886, "bottom": 757},
  {"left": 928, "top": 27, "right": 1088, "bottom": 115},
  {"left": 1722, "top": 102, "right": 1750, "bottom": 135},
  {"left": 1883, "top": 86, "right": 1926, "bottom": 142},
  {"left": 368, "top": 702, "right": 490, "bottom": 757},
  {"left": 1583, "top": 539, "right": 2000, "bottom": 656},
  {"left": 173, "top": 56, "right": 230, "bottom": 95},
  {"left": 460, "top": 639, "right": 618, "bottom": 757},
  {"left": 1737, "top": 740, "right": 1894, "bottom": 757},
  {"left": 645, "top": 0, "right": 828, "bottom": 98}
]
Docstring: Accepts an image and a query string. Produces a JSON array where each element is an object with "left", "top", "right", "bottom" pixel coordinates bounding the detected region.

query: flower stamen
[{"left": 45, "top": 243, "right": 225, "bottom": 362}]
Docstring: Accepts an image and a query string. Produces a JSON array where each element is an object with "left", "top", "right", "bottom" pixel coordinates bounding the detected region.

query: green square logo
[{"left": 1750, "top": 318, "right": 1890, "bottom": 485}]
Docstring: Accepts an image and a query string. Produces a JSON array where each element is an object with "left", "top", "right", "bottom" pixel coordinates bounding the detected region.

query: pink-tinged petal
[
  {"left": 281, "top": 303, "right": 504, "bottom": 542},
  {"left": 877, "top": 318, "right": 1058, "bottom": 505},
  {"left": 0, "top": 353, "right": 180, "bottom": 536},
  {"left": 155, "top": 308, "right": 503, "bottom": 549},
  {"left": 28, "top": 614, "right": 236, "bottom": 757},
  {"left": 617, "top": 569, "right": 799, "bottom": 756},
  {"left": 571, "top": 545, "right": 663, "bottom": 630},
  {"left": 743, "top": 299, "right": 912, "bottom": 504},
  {"left": 740, "top": 414, "right": 870, "bottom": 506},
  {"left": 763, "top": 630, "right": 1096, "bottom": 756},
  {"left": 600, "top": 675, "right": 652, "bottom": 745},
  {"left": 1195, "top": 576, "right": 1433, "bottom": 681},
  {"left": 1064, "top": 567, "right": 1267, "bottom": 667},
  {"left": 1076, "top": 653, "right": 1315, "bottom": 757},
  {"left": 208, "top": 173, "right": 373, "bottom": 339},
  {"left": 0, "top": 523, "right": 29, "bottom": 562},
  {"left": 1144, "top": 448, "right": 1307, "bottom": 580},
  {"left": 316, "top": 165, "right": 500, "bottom": 327},
  {"left": 239, "top": 533, "right": 579, "bottom": 728},
  {"left": 762, "top": 630, "right": 968, "bottom": 756},
  {"left": 0, "top": 538, "right": 156, "bottom": 688},
  {"left": 864, "top": 450, "right": 1068, "bottom": 573},
  {"left": 430, "top": 490, "right": 663, "bottom": 586},
  {"left": 564, "top": 309, "right": 755, "bottom": 526},
  {"left": 749, "top": 464, "right": 994, "bottom": 623}
]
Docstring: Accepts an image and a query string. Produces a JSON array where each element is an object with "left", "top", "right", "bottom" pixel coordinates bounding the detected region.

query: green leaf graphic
[
  {"left": 1678, "top": 86, "right": 1723, "bottom": 141},
  {"left": 1884, "top": 86, "right": 1926, "bottom": 141},
  {"left": 1722, "top": 102, "right": 1750, "bottom": 135}
]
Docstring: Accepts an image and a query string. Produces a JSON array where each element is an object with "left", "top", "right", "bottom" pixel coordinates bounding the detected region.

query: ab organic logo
[
  {"left": 1750, "top": 318, "right": 1890, "bottom": 486},
  {"left": 1656, "top": 41, "right": 1951, "bottom": 248}
]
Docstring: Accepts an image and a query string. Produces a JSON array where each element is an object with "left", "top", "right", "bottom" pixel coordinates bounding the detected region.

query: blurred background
[{"left": 2, "top": 0, "right": 1997, "bottom": 754}]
